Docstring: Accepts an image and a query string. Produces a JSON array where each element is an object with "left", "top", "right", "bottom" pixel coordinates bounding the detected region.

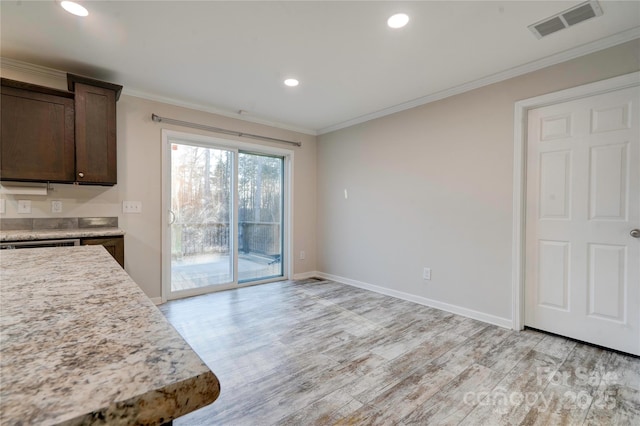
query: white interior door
[{"left": 525, "top": 85, "right": 640, "bottom": 355}]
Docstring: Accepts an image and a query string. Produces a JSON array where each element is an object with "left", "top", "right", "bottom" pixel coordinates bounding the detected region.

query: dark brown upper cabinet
[
  {"left": 0, "top": 81, "right": 76, "bottom": 183},
  {"left": 0, "top": 74, "right": 122, "bottom": 186},
  {"left": 68, "top": 74, "right": 122, "bottom": 185}
]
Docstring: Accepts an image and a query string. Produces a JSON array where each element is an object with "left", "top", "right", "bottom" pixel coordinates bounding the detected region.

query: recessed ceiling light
[
  {"left": 387, "top": 13, "right": 409, "bottom": 29},
  {"left": 284, "top": 78, "right": 299, "bottom": 87},
  {"left": 61, "top": 1, "right": 89, "bottom": 17}
]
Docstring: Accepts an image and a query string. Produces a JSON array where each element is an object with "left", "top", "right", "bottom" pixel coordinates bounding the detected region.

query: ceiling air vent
[{"left": 529, "top": 0, "right": 603, "bottom": 39}]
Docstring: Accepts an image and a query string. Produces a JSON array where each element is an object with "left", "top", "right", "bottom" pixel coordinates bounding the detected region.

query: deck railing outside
[{"left": 172, "top": 222, "right": 280, "bottom": 259}]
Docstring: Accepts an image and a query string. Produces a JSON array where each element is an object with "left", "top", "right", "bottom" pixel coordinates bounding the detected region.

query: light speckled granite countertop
[
  {"left": 0, "top": 246, "right": 220, "bottom": 425},
  {"left": 0, "top": 227, "right": 125, "bottom": 242}
]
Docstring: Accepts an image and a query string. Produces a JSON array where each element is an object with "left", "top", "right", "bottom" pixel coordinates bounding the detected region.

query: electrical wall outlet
[
  {"left": 51, "top": 200, "right": 63, "bottom": 213},
  {"left": 122, "top": 201, "right": 142, "bottom": 214},
  {"left": 17, "top": 199, "right": 31, "bottom": 214},
  {"left": 423, "top": 267, "right": 431, "bottom": 280}
]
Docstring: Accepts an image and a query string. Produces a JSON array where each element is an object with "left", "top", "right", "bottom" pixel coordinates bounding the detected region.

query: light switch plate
[
  {"left": 423, "top": 267, "right": 431, "bottom": 280},
  {"left": 51, "top": 200, "right": 63, "bottom": 213},
  {"left": 17, "top": 199, "right": 31, "bottom": 214},
  {"left": 123, "top": 201, "right": 142, "bottom": 214}
]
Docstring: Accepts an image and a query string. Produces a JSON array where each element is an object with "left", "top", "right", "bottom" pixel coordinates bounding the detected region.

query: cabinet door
[
  {"left": 81, "top": 237, "right": 125, "bottom": 268},
  {"left": 0, "top": 86, "right": 75, "bottom": 182},
  {"left": 74, "top": 82, "right": 117, "bottom": 185}
]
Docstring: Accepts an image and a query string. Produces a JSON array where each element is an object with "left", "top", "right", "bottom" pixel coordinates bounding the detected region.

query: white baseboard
[
  {"left": 153, "top": 270, "right": 513, "bottom": 328},
  {"left": 292, "top": 271, "right": 320, "bottom": 280},
  {"left": 315, "top": 272, "right": 513, "bottom": 330}
]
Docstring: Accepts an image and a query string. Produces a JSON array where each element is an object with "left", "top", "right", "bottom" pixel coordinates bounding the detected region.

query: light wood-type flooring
[{"left": 159, "top": 278, "right": 640, "bottom": 425}]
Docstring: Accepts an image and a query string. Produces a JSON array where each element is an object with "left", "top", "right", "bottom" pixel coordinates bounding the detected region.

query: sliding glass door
[
  {"left": 164, "top": 134, "right": 288, "bottom": 300},
  {"left": 170, "top": 143, "right": 233, "bottom": 292},
  {"left": 238, "top": 152, "right": 283, "bottom": 282}
]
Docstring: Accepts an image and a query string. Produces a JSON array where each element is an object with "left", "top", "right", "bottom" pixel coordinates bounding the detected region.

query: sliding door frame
[{"left": 161, "top": 129, "right": 294, "bottom": 302}]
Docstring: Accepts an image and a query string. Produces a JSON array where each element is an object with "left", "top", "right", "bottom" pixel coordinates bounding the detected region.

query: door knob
[
  {"left": 78, "top": 172, "right": 84, "bottom": 178},
  {"left": 631, "top": 229, "right": 640, "bottom": 238}
]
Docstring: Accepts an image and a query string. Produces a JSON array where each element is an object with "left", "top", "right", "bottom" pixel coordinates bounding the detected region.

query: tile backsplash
[{"left": 0, "top": 217, "right": 118, "bottom": 231}]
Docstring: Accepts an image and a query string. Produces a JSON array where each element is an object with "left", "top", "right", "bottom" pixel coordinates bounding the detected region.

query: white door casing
[
  {"left": 512, "top": 73, "right": 639, "bottom": 332},
  {"left": 523, "top": 84, "right": 639, "bottom": 355}
]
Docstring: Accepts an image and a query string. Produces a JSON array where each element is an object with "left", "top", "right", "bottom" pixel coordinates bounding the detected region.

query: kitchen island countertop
[{"left": 0, "top": 245, "right": 220, "bottom": 425}]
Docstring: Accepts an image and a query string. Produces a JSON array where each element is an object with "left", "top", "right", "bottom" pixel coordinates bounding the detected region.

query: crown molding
[
  {"left": 3, "top": 27, "right": 638, "bottom": 138},
  {"left": 0, "top": 57, "right": 317, "bottom": 137},
  {"left": 1, "top": 57, "right": 67, "bottom": 80},
  {"left": 317, "top": 27, "right": 640, "bottom": 135},
  {"left": 123, "top": 87, "right": 317, "bottom": 136}
]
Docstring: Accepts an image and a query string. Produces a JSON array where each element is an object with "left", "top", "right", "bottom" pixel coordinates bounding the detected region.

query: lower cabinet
[{"left": 81, "top": 236, "right": 124, "bottom": 268}]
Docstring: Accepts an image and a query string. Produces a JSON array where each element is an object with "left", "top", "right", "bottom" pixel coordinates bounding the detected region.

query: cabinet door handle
[{"left": 78, "top": 172, "right": 84, "bottom": 178}]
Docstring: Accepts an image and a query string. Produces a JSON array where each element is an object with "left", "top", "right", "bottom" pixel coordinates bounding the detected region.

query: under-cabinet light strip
[{"left": 151, "top": 114, "right": 302, "bottom": 147}]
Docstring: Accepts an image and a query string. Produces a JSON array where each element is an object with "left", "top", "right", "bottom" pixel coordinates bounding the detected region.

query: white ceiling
[{"left": 1, "top": 1, "right": 639, "bottom": 134}]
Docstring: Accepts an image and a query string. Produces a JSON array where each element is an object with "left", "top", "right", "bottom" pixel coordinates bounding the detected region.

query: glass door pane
[
  {"left": 238, "top": 152, "right": 284, "bottom": 282},
  {"left": 170, "top": 142, "right": 233, "bottom": 292}
]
